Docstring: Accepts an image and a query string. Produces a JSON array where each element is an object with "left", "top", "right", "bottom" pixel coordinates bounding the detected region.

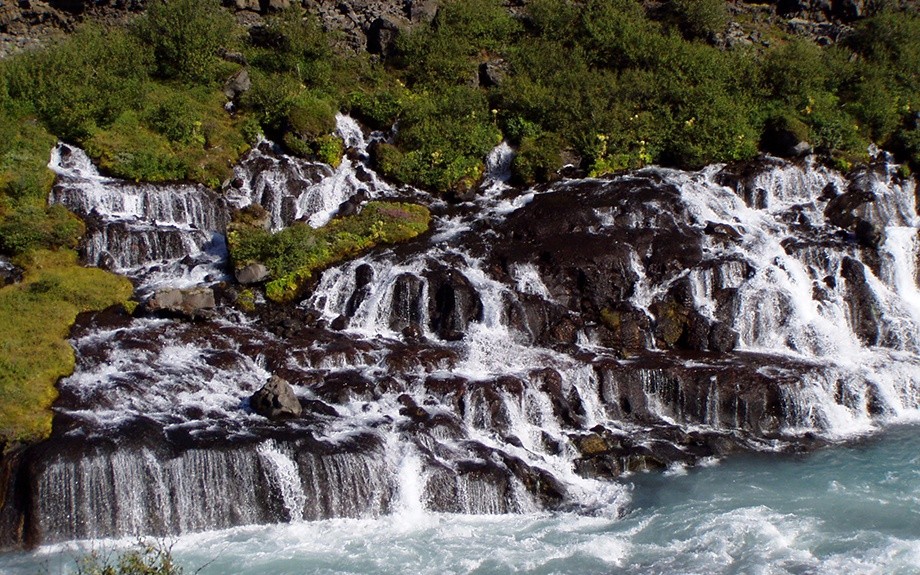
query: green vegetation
[
  {"left": 75, "top": 540, "right": 183, "bottom": 575},
  {"left": 229, "top": 202, "right": 430, "bottom": 303},
  {"left": 378, "top": 0, "right": 920, "bottom": 181},
  {"left": 3, "top": 0, "right": 918, "bottom": 196},
  {"left": 0, "top": 250, "right": 133, "bottom": 444}
]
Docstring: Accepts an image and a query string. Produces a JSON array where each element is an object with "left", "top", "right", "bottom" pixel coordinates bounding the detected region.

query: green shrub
[
  {"left": 75, "top": 541, "right": 183, "bottom": 575},
  {"left": 248, "top": 6, "right": 332, "bottom": 83},
  {"left": 0, "top": 113, "right": 57, "bottom": 204},
  {"left": 316, "top": 135, "right": 345, "bottom": 167},
  {"left": 287, "top": 93, "right": 337, "bottom": 139},
  {"left": 2, "top": 25, "right": 151, "bottom": 141},
  {"left": 241, "top": 70, "right": 302, "bottom": 133},
  {"left": 134, "top": 0, "right": 235, "bottom": 83},
  {"left": 380, "top": 86, "right": 500, "bottom": 193},
  {"left": 579, "top": 0, "right": 660, "bottom": 69},
  {"left": 762, "top": 40, "right": 830, "bottom": 104},
  {"left": 395, "top": 0, "right": 520, "bottom": 88},
  {"left": 145, "top": 92, "right": 201, "bottom": 145},
  {"left": 348, "top": 85, "right": 410, "bottom": 130},
  {"left": 524, "top": 0, "right": 580, "bottom": 40},
  {"left": 84, "top": 111, "right": 187, "bottom": 182},
  {"left": 803, "top": 92, "right": 867, "bottom": 155},
  {"left": 0, "top": 205, "right": 84, "bottom": 255},
  {"left": 512, "top": 132, "right": 564, "bottom": 185},
  {"left": 666, "top": 0, "right": 728, "bottom": 40}
]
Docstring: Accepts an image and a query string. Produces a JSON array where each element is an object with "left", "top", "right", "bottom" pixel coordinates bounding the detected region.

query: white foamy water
[
  {"left": 21, "top": 122, "right": 920, "bottom": 564},
  {"left": 5, "top": 425, "right": 918, "bottom": 575}
]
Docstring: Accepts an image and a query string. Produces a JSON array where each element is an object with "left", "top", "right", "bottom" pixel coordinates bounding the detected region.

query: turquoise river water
[{"left": 3, "top": 424, "right": 918, "bottom": 575}]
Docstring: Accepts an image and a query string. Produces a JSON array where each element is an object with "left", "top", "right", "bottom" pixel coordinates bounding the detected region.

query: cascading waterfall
[{"left": 16, "top": 123, "right": 919, "bottom": 548}]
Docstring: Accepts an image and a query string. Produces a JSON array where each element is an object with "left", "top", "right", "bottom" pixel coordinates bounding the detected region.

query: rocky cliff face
[{"left": 3, "top": 0, "right": 917, "bottom": 59}]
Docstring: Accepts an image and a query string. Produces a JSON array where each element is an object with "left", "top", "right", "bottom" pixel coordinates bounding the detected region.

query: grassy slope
[{"left": 0, "top": 251, "right": 133, "bottom": 445}]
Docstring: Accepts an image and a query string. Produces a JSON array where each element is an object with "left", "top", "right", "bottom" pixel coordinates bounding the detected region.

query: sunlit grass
[{"left": 0, "top": 250, "right": 133, "bottom": 444}]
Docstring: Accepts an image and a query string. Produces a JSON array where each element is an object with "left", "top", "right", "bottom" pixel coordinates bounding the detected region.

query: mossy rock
[{"left": 230, "top": 201, "right": 431, "bottom": 303}]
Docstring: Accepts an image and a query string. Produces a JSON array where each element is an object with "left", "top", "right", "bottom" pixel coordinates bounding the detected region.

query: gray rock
[
  {"left": 478, "top": 60, "right": 506, "bottom": 88},
  {"left": 236, "top": 262, "right": 270, "bottom": 285},
  {"left": 264, "top": 0, "right": 291, "bottom": 13},
  {"left": 223, "top": 68, "right": 251, "bottom": 100},
  {"left": 406, "top": 0, "right": 438, "bottom": 22},
  {"left": 250, "top": 375, "right": 302, "bottom": 419},
  {"left": 367, "top": 16, "right": 403, "bottom": 57},
  {"left": 0, "top": 258, "right": 22, "bottom": 287},
  {"left": 147, "top": 287, "right": 216, "bottom": 318}
]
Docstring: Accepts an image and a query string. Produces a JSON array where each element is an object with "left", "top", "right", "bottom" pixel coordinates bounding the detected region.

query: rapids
[
  {"left": 1, "top": 115, "right": 919, "bottom": 555},
  {"left": 3, "top": 424, "right": 918, "bottom": 574}
]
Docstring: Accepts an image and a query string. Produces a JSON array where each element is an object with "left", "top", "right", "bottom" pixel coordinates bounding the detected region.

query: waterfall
[
  {"left": 19, "top": 128, "right": 920, "bottom": 547},
  {"left": 257, "top": 441, "right": 307, "bottom": 522}
]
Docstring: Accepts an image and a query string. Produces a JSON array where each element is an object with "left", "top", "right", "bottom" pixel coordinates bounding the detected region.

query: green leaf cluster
[{"left": 75, "top": 540, "right": 183, "bottom": 575}]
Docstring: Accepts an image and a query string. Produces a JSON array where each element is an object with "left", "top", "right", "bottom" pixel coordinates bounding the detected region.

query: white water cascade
[{"left": 16, "top": 128, "right": 919, "bottom": 548}]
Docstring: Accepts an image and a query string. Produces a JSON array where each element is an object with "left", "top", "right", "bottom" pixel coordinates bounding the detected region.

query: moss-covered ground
[
  {"left": 229, "top": 202, "right": 430, "bottom": 303},
  {"left": 0, "top": 250, "right": 133, "bottom": 445}
]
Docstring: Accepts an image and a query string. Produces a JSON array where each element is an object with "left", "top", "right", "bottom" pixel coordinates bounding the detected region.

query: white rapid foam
[
  {"left": 257, "top": 441, "right": 307, "bottom": 522},
  {"left": 224, "top": 115, "right": 395, "bottom": 230},
  {"left": 32, "top": 116, "right": 920, "bottom": 552},
  {"left": 654, "top": 160, "right": 920, "bottom": 436}
]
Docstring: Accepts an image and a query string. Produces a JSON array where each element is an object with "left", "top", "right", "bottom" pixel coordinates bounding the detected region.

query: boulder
[
  {"left": 426, "top": 268, "right": 483, "bottom": 340},
  {"left": 233, "top": 0, "right": 260, "bottom": 11},
  {"left": 250, "top": 375, "right": 302, "bottom": 419},
  {"left": 223, "top": 68, "right": 251, "bottom": 100},
  {"left": 406, "top": 0, "right": 438, "bottom": 22},
  {"left": 478, "top": 60, "right": 507, "bottom": 88},
  {"left": 235, "top": 262, "right": 269, "bottom": 285},
  {"left": 146, "top": 287, "right": 216, "bottom": 319},
  {"left": 263, "top": 0, "right": 291, "bottom": 12},
  {"left": 367, "top": 16, "right": 403, "bottom": 57},
  {"left": 0, "top": 259, "right": 22, "bottom": 287}
]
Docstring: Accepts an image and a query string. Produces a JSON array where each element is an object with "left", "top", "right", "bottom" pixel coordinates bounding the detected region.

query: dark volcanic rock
[
  {"left": 250, "top": 375, "right": 302, "bottom": 419},
  {"left": 426, "top": 266, "right": 483, "bottom": 340}
]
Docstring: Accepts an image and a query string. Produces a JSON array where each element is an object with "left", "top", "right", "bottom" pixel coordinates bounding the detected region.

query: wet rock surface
[
  {"left": 3, "top": 123, "right": 920, "bottom": 549},
  {"left": 250, "top": 375, "right": 303, "bottom": 419}
]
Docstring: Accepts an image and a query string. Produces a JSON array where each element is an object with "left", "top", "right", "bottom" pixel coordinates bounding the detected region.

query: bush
[
  {"left": 579, "top": 0, "right": 660, "bottom": 69},
  {"left": 0, "top": 113, "right": 57, "bottom": 204},
  {"left": 377, "top": 85, "right": 501, "bottom": 193},
  {"left": 144, "top": 92, "right": 204, "bottom": 145},
  {"left": 666, "top": 0, "right": 728, "bottom": 40},
  {"left": 348, "top": 85, "right": 410, "bottom": 130},
  {"left": 512, "top": 132, "right": 564, "bottom": 185},
  {"left": 248, "top": 6, "right": 332, "bottom": 82},
  {"left": 0, "top": 204, "right": 84, "bottom": 255},
  {"left": 761, "top": 40, "right": 830, "bottom": 105},
  {"left": 395, "top": 0, "right": 520, "bottom": 88},
  {"left": 84, "top": 111, "right": 187, "bottom": 182},
  {"left": 241, "top": 70, "right": 302, "bottom": 134},
  {"left": 134, "top": 0, "right": 235, "bottom": 83},
  {"left": 2, "top": 25, "right": 151, "bottom": 141},
  {"left": 75, "top": 541, "right": 183, "bottom": 575},
  {"left": 287, "top": 93, "right": 337, "bottom": 139}
]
